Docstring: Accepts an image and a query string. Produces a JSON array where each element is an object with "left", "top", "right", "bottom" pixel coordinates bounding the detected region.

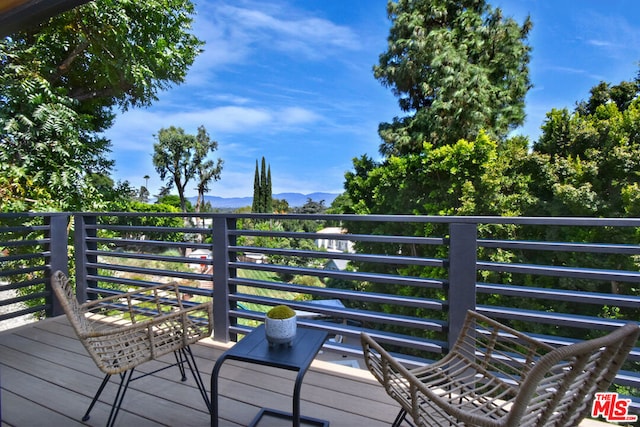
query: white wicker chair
[
  {"left": 51, "top": 270, "right": 213, "bottom": 427},
  {"left": 362, "top": 310, "right": 639, "bottom": 427}
]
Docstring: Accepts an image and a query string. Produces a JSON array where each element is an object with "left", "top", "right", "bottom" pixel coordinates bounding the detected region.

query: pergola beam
[{"left": 0, "top": 0, "right": 91, "bottom": 37}]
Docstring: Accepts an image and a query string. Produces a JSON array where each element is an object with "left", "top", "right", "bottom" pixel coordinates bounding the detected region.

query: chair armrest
[{"left": 80, "top": 282, "right": 183, "bottom": 310}]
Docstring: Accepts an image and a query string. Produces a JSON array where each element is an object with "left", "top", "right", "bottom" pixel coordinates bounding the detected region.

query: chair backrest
[
  {"left": 51, "top": 270, "right": 91, "bottom": 337},
  {"left": 508, "top": 322, "right": 640, "bottom": 427}
]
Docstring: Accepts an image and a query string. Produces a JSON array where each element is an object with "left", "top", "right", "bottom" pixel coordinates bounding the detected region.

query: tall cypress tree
[
  {"left": 260, "top": 157, "right": 268, "bottom": 212},
  {"left": 252, "top": 157, "right": 273, "bottom": 213},
  {"left": 265, "top": 165, "right": 273, "bottom": 213},
  {"left": 252, "top": 160, "right": 261, "bottom": 212}
]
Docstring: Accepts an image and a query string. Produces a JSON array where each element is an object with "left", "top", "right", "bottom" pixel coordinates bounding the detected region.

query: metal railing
[{"left": 1, "top": 212, "right": 639, "bottom": 410}]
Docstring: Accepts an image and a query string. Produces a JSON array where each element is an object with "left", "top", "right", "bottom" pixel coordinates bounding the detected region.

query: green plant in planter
[
  {"left": 267, "top": 304, "right": 295, "bottom": 319},
  {"left": 265, "top": 304, "right": 297, "bottom": 347}
]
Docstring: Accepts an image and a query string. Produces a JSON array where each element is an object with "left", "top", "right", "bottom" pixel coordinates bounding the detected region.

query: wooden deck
[
  {"left": 0, "top": 317, "right": 617, "bottom": 427},
  {"left": 1, "top": 316, "right": 399, "bottom": 427}
]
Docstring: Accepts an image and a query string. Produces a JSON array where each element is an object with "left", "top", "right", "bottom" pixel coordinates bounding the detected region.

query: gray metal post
[
  {"left": 46, "top": 213, "right": 70, "bottom": 316},
  {"left": 447, "top": 222, "right": 477, "bottom": 347},
  {"left": 73, "top": 214, "right": 96, "bottom": 303},
  {"left": 212, "top": 216, "right": 232, "bottom": 342}
]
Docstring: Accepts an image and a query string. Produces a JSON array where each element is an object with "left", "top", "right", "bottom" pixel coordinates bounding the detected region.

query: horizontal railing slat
[
  {"left": 479, "top": 239, "right": 640, "bottom": 254},
  {"left": 231, "top": 244, "right": 444, "bottom": 267},
  {"left": 477, "top": 282, "right": 640, "bottom": 308},
  {"left": 478, "top": 261, "right": 640, "bottom": 283},
  {"left": 230, "top": 277, "right": 445, "bottom": 310},
  {"left": 231, "top": 261, "right": 446, "bottom": 288}
]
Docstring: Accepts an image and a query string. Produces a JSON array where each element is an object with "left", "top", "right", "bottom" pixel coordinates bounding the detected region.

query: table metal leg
[
  {"left": 293, "top": 368, "right": 305, "bottom": 427},
  {"left": 211, "top": 355, "right": 227, "bottom": 427}
]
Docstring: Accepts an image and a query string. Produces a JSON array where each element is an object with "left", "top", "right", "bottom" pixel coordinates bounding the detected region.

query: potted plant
[{"left": 265, "top": 304, "right": 297, "bottom": 347}]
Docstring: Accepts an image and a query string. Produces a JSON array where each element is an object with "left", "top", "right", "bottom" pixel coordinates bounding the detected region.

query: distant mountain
[
  {"left": 190, "top": 192, "right": 339, "bottom": 209},
  {"left": 273, "top": 192, "right": 339, "bottom": 207}
]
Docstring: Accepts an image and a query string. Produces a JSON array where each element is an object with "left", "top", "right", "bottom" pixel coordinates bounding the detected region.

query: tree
[
  {"left": 0, "top": 0, "right": 203, "bottom": 211},
  {"left": 266, "top": 164, "right": 273, "bottom": 213},
  {"left": 156, "top": 194, "right": 193, "bottom": 211},
  {"left": 194, "top": 127, "right": 223, "bottom": 212},
  {"left": 295, "top": 199, "right": 327, "bottom": 214},
  {"left": 138, "top": 186, "right": 150, "bottom": 203},
  {"left": 532, "top": 76, "right": 640, "bottom": 218},
  {"left": 344, "top": 0, "right": 534, "bottom": 220},
  {"left": 272, "top": 198, "right": 290, "bottom": 213},
  {"left": 252, "top": 160, "right": 261, "bottom": 212},
  {"left": 252, "top": 156, "right": 273, "bottom": 213},
  {"left": 374, "top": 0, "right": 532, "bottom": 156},
  {"left": 152, "top": 125, "right": 223, "bottom": 212},
  {"left": 346, "top": 0, "right": 533, "bottom": 215}
]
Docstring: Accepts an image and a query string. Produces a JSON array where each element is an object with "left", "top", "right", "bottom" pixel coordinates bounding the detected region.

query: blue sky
[{"left": 103, "top": 0, "right": 640, "bottom": 200}]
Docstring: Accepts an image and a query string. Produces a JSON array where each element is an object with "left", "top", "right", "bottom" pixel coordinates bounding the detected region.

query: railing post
[
  {"left": 447, "top": 222, "right": 477, "bottom": 347},
  {"left": 212, "top": 216, "right": 235, "bottom": 342},
  {"left": 46, "top": 213, "right": 70, "bottom": 317},
  {"left": 73, "top": 214, "right": 97, "bottom": 303}
]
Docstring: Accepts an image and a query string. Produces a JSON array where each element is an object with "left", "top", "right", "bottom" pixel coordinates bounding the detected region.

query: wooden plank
[
  {"left": 0, "top": 343, "right": 211, "bottom": 426},
  {"left": 1, "top": 365, "right": 156, "bottom": 427},
  {"left": 1, "top": 388, "right": 86, "bottom": 427}
]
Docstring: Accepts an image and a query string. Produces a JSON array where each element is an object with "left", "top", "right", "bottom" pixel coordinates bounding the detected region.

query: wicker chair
[
  {"left": 362, "top": 310, "right": 639, "bottom": 427},
  {"left": 51, "top": 270, "right": 213, "bottom": 427}
]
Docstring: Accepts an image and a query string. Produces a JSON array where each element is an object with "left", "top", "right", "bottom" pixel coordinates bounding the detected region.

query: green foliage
[
  {"left": 99, "top": 202, "right": 185, "bottom": 249},
  {"left": 237, "top": 219, "right": 322, "bottom": 282},
  {"left": 294, "top": 199, "right": 327, "bottom": 214},
  {"left": 374, "top": 0, "right": 532, "bottom": 155},
  {"left": 156, "top": 194, "right": 193, "bottom": 212},
  {"left": 0, "top": 0, "right": 203, "bottom": 212},
  {"left": 266, "top": 304, "right": 296, "bottom": 319},
  {"left": 346, "top": 132, "right": 532, "bottom": 218},
  {"left": 272, "top": 198, "right": 290, "bottom": 213},
  {"left": 532, "top": 82, "right": 640, "bottom": 218},
  {"left": 0, "top": 40, "right": 110, "bottom": 210},
  {"left": 326, "top": 193, "right": 352, "bottom": 214}
]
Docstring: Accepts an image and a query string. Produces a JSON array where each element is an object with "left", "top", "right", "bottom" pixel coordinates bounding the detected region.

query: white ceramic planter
[{"left": 265, "top": 314, "right": 297, "bottom": 347}]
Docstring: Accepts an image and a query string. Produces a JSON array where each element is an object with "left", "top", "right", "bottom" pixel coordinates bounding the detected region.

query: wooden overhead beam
[{"left": 0, "top": 0, "right": 92, "bottom": 37}]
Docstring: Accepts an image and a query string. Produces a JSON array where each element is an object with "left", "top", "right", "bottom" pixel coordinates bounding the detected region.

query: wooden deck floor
[
  {"left": 0, "top": 317, "right": 617, "bottom": 427},
  {"left": 1, "top": 316, "right": 400, "bottom": 427}
]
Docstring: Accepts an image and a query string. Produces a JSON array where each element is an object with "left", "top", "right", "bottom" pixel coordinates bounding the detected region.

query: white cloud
[
  {"left": 575, "top": 11, "right": 640, "bottom": 61},
  {"left": 217, "top": 3, "right": 361, "bottom": 55},
  {"left": 587, "top": 39, "right": 616, "bottom": 48},
  {"left": 105, "top": 104, "right": 322, "bottom": 153},
  {"left": 278, "top": 107, "right": 321, "bottom": 126},
  {"left": 187, "top": 0, "right": 362, "bottom": 83},
  {"left": 173, "top": 106, "right": 272, "bottom": 132}
]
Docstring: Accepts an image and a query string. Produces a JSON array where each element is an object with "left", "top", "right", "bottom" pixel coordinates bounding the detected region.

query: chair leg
[
  {"left": 391, "top": 409, "right": 402, "bottom": 427},
  {"left": 179, "top": 345, "right": 211, "bottom": 411},
  {"left": 392, "top": 408, "right": 412, "bottom": 427},
  {"left": 174, "top": 349, "right": 188, "bottom": 381},
  {"left": 106, "top": 369, "right": 135, "bottom": 427},
  {"left": 82, "top": 373, "right": 112, "bottom": 421},
  {"left": 83, "top": 369, "right": 135, "bottom": 427},
  {"left": 83, "top": 348, "right": 207, "bottom": 425}
]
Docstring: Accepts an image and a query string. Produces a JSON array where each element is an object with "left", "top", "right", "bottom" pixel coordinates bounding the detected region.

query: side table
[{"left": 211, "top": 325, "right": 329, "bottom": 427}]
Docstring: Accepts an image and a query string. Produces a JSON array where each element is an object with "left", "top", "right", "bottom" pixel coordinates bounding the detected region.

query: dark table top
[{"left": 219, "top": 325, "right": 328, "bottom": 371}]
